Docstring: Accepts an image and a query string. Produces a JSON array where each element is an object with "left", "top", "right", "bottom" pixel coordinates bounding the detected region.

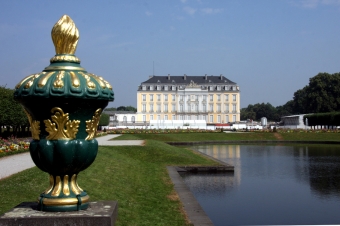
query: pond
[{"left": 180, "top": 144, "right": 340, "bottom": 226}]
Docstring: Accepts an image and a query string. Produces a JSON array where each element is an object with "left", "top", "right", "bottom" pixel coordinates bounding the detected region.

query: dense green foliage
[
  {"left": 0, "top": 86, "right": 29, "bottom": 137},
  {"left": 293, "top": 72, "right": 340, "bottom": 113},
  {"left": 303, "top": 112, "right": 340, "bottom": 128},
  {"left": 99, "top": 113, "right": 110, "bottom": 126}
]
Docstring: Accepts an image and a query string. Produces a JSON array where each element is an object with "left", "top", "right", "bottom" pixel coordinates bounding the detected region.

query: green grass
[
  {"left": 112, "top": 132, "right": 340, "bottom": 142},
  {"left": 0, "top": 140, "right": 218, "bottom": 226}
]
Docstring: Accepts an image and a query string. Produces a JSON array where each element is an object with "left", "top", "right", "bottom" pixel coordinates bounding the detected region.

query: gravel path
[
  {"left": 0, "top": 135, "right": 144, "bottom": 180},
  {"left": 0, "top": 152, "right": 35, "bottom": 180}
]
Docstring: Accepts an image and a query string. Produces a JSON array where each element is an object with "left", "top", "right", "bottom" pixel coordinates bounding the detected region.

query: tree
[
  {"left": 0, "top": 86, "right": 29, "bottom": 137},
  {"left": 292, "top": 72, "right": 340, "bottom": 114},
  {"left": 98, "top": 113, "right": 109, "bottom": 130}
]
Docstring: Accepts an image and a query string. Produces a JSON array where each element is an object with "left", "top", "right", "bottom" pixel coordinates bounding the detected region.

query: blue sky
[{"left": 1, "top": 0, "right": 340, "bottom": 108}]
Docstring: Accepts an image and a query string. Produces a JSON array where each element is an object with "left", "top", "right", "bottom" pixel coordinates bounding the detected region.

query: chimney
[
  {"left": 205, "top": 74, "right": 207, "bottom": 80},
  {"left": 184, "top": 74, "right": 187, "bottom": 80},
  {"left": 168, "top": 74, "right": 170, "bottom": 80},
  {"left": 220, "top": 74, "right": 223, "bottom": 80}
]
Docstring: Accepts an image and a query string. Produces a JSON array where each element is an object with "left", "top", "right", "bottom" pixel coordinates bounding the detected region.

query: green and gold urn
[{"left": 13, "top": 15, "right": 114, "bottom": 212}]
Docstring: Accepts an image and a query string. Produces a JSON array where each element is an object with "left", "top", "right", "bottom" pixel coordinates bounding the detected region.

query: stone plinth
[{"left": 0, "top": 201, "right": 118, "bottom": 226}]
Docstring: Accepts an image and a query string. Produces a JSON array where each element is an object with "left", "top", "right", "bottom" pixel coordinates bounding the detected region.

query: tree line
[
  {"left": 241, "top": 72, "right": 340, "bottom": 121},
  {"left": 0, "top": 86, "right": 29, "bottom": 137}
]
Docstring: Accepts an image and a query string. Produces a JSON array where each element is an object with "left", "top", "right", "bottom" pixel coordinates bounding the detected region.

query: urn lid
[{"left": 14, "top": 15, "right": 114, "bottom": 101}]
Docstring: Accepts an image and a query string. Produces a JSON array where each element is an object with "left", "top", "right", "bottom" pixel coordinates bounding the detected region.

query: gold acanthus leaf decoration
[
  {"left": 85, "top": 108, "right": 102, "bottom": 140},
  {"left": 44, "top": 107, "right": 80, "bottom": 140},
  {"left": 23, "top": 108, "right": 40, "bottom": 140}
]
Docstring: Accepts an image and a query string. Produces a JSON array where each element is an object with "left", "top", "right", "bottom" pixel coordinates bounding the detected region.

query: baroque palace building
[{"left": 136, "top": 74, "right": 240, "bottom": 123}]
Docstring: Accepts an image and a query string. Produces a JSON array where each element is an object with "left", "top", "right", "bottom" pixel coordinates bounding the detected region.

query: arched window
[
  {"left": 123, "top": 116, "right": 127, "bottom": 122},
  {"left": 131, "top": 116, "right": 135, "bottom": 123}
]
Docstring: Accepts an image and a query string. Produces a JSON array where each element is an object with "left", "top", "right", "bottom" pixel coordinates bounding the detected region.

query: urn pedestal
[{"left": 13, "top": 15, "right": 114, "bottom": 212}]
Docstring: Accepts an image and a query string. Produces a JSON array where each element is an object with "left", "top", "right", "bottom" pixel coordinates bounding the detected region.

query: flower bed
[{"left": 0, "top": 136, "right": 31, "bottom": 153}]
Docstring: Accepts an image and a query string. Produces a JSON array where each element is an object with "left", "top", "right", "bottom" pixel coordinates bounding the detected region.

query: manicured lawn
[
  {"left": 0, "top": 140, "right": 218, "bottom": 226},
  {"left": 112, "top": 131, "right": 340, "bottom": 142}
]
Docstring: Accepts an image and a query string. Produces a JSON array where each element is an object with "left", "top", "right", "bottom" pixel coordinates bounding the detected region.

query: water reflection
[{"left": 182, "top": 144, "right": 340, "bottom": 225}]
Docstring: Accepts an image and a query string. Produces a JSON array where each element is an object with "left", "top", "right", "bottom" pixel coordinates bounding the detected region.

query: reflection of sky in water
[{"left": 182, "top": 144, "right": 340, "bottom": 226}]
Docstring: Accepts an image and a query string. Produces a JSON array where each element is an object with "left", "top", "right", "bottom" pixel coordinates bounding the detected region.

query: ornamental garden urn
[{"left": 13, "top": 15, "right": 114, "bottom": 212}]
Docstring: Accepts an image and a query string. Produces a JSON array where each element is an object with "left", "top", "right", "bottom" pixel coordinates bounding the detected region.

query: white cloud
[
  {"left": 183, "top": 6, "right": 197, "bottom": 15},
  {"left": 298, "top": 0, "right": 340, "bottom": 8},
  {"left": 145, "top": 11, "right": 152, "bottom": 16},
  {"left": 201, "top": 8, "right": 224, "bottom": 14}
]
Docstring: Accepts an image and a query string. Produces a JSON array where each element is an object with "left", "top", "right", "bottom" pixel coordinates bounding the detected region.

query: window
[
  {"left": 195, "top": 104, "right": 199, "bottom": 112},
  {"left": 203, "top": 104, "right": 207, "bottom": 112},
  {"left": 180, "top": 104, "right": 183, "bottom": 112},
  {"left": 142, "top": 104, "right": 146, "bottom": 112},
  {"left": 233, "top": 115, "right": 236, "bottom": 122},
  {"left": 217, "top": 104, "right": 221, "bottom": 112},
  {"left": 210, "top": 115, "right": 213, "bottom": 123},
  {"left": 203, "top": 115, "right": 206, "bottom": 121},
  {"left": 232, "top": 104, "right": 236, "bottom": 112},
  {"left": 172, "top": 94, "right": 175, "bottom": 101},
  {"left": 150, "top": 115, "right": 153, "bottom": 120},
  {"left": 195, "top": 95, "right": 198, "bottom": 101},
  {"left": 180, "top": 95, "right": 184, "bottom": 101},
  {"left": 123, "top": 116, "right": 127, "bottom": 122},
  {"left": 218, "top": 115, "right": 221, "bottom": 123},
  {"left": 203, "top": 95, "right": 207, "bottom": 101},
  {"left": 210, "top": 95, "right": 213, "bottom": 101},
  {"left": 225, "top": 115, "right": 229, "bottom": 123},
  {"left": 172, "top": 104, "right": 176, "bottom": 112},
  {"left": 157, "top": 94, "right": 161, "bottom": 101},
  {"left": 187, "top": 104, "right": 191, "bottom": 112},
  {"left": 157, "top": 115, "right": 160, "bottom": 120},
  {"left": 225, "top": 94, "right": 229, "bottom": 102},
  {"left": 131, "top": 116, "right": 135, "bottom": 123},
  {"left": 150, "top": 104, "right": 153, "bottom": 112},
  {"left": 157, "top": 85, "right": 161, "bottom": 90},
  {"left": 142, "top": 94, "right": 146, "bottom": 101},
  {"left": 143, "top": 115, "right": 146, "bottom": 122},
  {"left": 164, "top": 86, "right": 168, "bottom": 91},
  {"left": 217, "top": 94, "right": 221, "bottom": 101},
  {"left": 164, "top": 115, "right": 168, "bottom": 120},
  {"left": 164, "top": 104, "right": 168, "bottom": 112},
  {"left": 233, "top": 94, "right": 236, "bottom": 101},
  {"left": 150, "top": 94, "right": 153, "bottom": 101},
  {"left": 164, "top": 94, "right": 168, "bottom": 101},
  {"left": 225, "top": 104, "right": 229, "bottom": 112},
  {"left": 191, "top": 95, "right": 195, "bottom": 100},
  {"left": 172, "top": 115, "right": 176, "bottom": 120},
  {"left": 150, "top": 86, "right": 154, "bottom": 91},
  {"left": 180, "top": 115, "right": 183, "bottom": 120},
  {"left": 187, "top": 115, "right": 191, "bottom": 120},
  {"left": 157, "top": 104, "right": 161, "bottom": 112},
  {"left": 142, "top": 86, "right": 146, "bottom": 91},
  {"left": 209, "top": 104, "right": 213, "bottom": 112}
]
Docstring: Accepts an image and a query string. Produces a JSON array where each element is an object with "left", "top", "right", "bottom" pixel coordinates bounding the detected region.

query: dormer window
[
  {"left": 142, "top": 85, "right": 146, "bottom": 91},
  {"left": 172, "top": 85, "right": 176, "bottom": 90},
  {"left": 217, "top": 86, "right": 221, "bottom": 91},
  {"left": 150, "top": 86, "right": 154, "bottom": 91},
  {"left": 157, "top": 85, "right": 161, "bottom": 90},
  {"left": 164, "top": 86, "right": 168, "bottom": 91}
]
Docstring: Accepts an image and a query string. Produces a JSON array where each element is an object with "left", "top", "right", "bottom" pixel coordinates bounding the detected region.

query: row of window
[
  {"left": 141, "top": 103, "right": 237, "bottom": 112},
  {"left": 142, "top": 114, "right": 237, "bottom": 122},
  {"left": 142, "top": 94, "right": 237, "bottom": 102},
  {"left": 141, "top": 85, "right": 238, "bottom": 91}
]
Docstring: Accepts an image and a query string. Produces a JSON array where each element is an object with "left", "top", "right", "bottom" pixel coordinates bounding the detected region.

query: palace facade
[{"left": 136, "top": 74, "right": 240, "bottom": 123}]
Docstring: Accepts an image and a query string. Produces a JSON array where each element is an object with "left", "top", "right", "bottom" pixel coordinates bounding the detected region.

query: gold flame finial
[{"left": 51, "top": 15, "right": 79, "bottom": 55}]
